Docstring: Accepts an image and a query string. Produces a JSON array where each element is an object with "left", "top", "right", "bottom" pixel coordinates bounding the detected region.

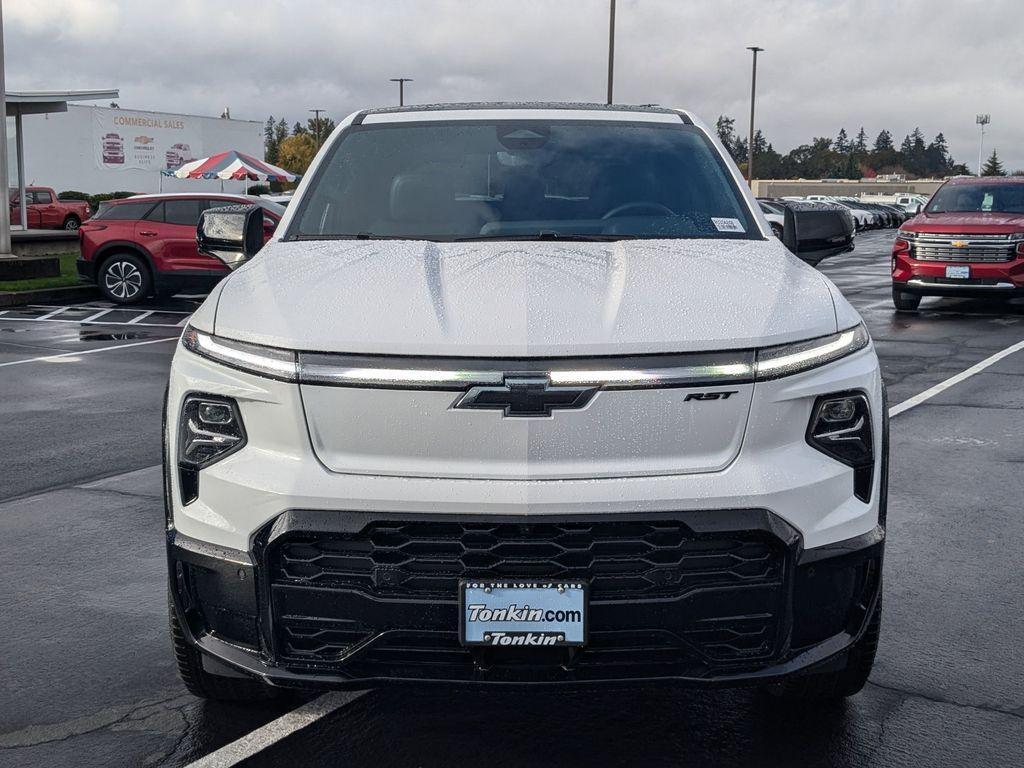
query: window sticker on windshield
[{"left": 711, "top": 217, "right": 745, "bottom": 233}]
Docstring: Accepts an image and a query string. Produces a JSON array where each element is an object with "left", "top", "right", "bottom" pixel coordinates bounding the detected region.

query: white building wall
[{"left": 20, "top": 105, "right": 264, "bottom": 194}]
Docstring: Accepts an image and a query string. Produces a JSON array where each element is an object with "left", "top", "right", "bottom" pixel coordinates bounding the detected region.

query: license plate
[
  {"left": 460, "top": 581, "right": 587, "bottom": 647},
  {"left": 946, "top": 265, "right": 970, "bottom": 279}
]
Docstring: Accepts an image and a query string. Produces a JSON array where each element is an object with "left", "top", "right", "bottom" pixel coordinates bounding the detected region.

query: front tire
[
  {"left": 892, "top": 285, "right": 922, "bottom": 312},
  {"left": 769, "top": 594, "right": 882, "bottom": 701},
  {"left": 770, "top": 223, "right": 783, "bottom": 239},
  {"left": 99, "top": 253, "right": 151, "bottom": 304},
  {"left": 63, "top": 215, "right": 81, "bottom": 231},
  {"left": 169, "top": 594, "right": 276, "bottom": 702}
]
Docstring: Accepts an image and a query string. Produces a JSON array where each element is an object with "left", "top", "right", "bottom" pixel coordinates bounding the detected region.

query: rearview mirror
[
  {"left": 782, "top": 204, "right": 855, "bottom": 266},
  {"left": 197, "top": 205, "right": 265, "bottom": 269}
]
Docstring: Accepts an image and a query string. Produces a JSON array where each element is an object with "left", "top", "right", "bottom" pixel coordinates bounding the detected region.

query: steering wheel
[{"left": 601, "top": 201, "right": 676, "bottom": 220}]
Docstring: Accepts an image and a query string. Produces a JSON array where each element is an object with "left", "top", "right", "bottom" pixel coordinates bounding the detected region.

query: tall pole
[
  {"left": 606, "top": 0, "right": 616, "bottom": 104},
  {"left": 976, "top": 114, "right": 990, "bottom": 176},
  {"left": 309, "top": 108, "right": 326, "bottom": 148},
  {"left": 390, "top": 78, "right": 412, "bottom": 107},
  {"left": 746, "top": 46, "right": 764, "bottom": 186},
  {"left": 0, "top": 0, "right": 13, "bottom": 257}
]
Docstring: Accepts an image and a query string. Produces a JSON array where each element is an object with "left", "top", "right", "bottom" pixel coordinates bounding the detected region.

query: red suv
[
  {"left": 77, "top": 193, "right": 285, "bottom": 304},
  {"left": 892, "top": 177, "right": 1024, "bottom": 311}
]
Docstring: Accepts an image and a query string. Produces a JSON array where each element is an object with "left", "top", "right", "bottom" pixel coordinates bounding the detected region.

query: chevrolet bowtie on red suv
[
  {"left": 892, "top": 176, "right": 1024, "bottom": 312},
  {"left": 77, "top": 193, "right": 285, "bottom": 304}
]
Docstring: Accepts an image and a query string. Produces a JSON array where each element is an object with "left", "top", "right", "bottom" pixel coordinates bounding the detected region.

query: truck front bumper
[{"left": 167, "top": 513, "right": 884, "bottom": 689}]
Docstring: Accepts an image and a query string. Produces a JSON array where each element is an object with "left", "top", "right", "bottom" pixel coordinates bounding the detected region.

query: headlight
[
  {"left": 806, "top": 391, "right": 874, "bottom": 502},
  {"left": 176, "top": 394, "right": 246, "bottom": 505},
  {"left": 755, "top": 324, "right": 869, "bottom": 380},
  {"left": 181, "top": 325, "right": 298, "bottom": 381}
]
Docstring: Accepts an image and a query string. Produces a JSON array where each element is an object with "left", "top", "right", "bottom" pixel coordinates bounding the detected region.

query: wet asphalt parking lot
[{"left": 1, "top": 230, "right": 1023, "bottom": 767}]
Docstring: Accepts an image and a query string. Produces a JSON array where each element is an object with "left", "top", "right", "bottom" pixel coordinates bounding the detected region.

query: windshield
[
  {"left": 927, "top": 182, "right": 1024, "bottom": 214},
  {"left": 288, "top": 120, "right": 758, "bottom": 241}
]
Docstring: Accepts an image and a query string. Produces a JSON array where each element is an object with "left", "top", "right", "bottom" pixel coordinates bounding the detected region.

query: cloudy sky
[{"left": 7, "top": 0, "right": 1020, "bottom": 172}]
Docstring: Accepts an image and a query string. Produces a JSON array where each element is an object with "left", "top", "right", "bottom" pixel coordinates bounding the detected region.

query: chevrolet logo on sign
[{"left": 951, "top": 240, "right": 969, "bottom": 248}]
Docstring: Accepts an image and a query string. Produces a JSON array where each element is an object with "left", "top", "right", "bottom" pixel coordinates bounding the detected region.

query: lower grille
[
  {"left": 262, "top": 515, "right": 795, "bottom": 680},
  {"left": 270, "top": 520, "right": 782, "bottom": 600}
]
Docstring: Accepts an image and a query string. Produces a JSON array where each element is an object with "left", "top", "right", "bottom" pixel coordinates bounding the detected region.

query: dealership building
[{"left": 14, "top": 100, "right": 264, "bottom": 196}]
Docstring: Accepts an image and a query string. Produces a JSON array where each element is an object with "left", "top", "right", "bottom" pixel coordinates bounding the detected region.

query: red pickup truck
[
  {"left": 8, "top": 186, "right": 92, "bottom": 230},
  {"left": 892, "top": 176, "right": 1024, "bottom": 311}
]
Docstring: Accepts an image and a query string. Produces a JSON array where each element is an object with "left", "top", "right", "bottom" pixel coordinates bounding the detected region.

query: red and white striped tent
[{"left": 170, "top": 150, "right": 299, "bottom": 182}]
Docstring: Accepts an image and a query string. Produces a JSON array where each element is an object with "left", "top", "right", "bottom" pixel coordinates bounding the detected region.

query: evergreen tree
[
  {"left": 264, "top": 116, "right": 278, "bottom": 163},
  {"left": 982, "top": 149, "right": 1006, "bottom": 176},
  {"left": 293, "top": 121, "right": 308, "bottom": 136},
  {"left": 274, "top": 118, "right": 289, "bottom": 148},
  {"left": 834, "top": 128, "right": 850, "bottom": 154},
  {"left": 925, "top": 133, "right": 951, "bottom": 176},
  {"left": 874, "top": 130, "right": 894, "bottom": 151},
  {"left": 853, "top": 127, "right": 868, "bottom": 154}
]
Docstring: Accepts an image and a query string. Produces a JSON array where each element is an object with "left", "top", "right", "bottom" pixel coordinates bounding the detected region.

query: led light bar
[
  {"left": 754, "top": 324, "right": 869, "bottom": 380},
  {"left": 181, "top": 323, "right": 868, "bottom": 389}
]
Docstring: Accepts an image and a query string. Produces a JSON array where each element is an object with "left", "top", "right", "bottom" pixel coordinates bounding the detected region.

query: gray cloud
[{"left": 7, "top": 0, "right": 1020, "bottom": 172}]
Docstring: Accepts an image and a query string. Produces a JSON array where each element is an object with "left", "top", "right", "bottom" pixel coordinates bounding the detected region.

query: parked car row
[
  {"left": 76, "top": 193, "right": 285, "bottom": 303},
  {"left": 765, "top": 195, "right": 912, "bottom": 231}
]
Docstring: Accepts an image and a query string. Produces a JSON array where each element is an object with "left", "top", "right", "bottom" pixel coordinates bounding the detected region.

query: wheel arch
[{"left": 94, "top": 241, "right": 157, "bottom": 281}]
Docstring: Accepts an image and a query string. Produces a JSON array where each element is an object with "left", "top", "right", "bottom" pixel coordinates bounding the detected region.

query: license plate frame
[
  {"left": 945, "top": 265, "right": 971, "bottom": 279},
  {"left": 459, "top": 580, "right": 588, "bottom": 647}
]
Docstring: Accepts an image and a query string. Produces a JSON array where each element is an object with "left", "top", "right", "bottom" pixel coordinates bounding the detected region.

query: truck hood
[
  {"left": 905, "top": 211, "right": 1024, "bottom": 233},
  {"left": 213, "top": 237, "right": 839, "bottom": 356}
]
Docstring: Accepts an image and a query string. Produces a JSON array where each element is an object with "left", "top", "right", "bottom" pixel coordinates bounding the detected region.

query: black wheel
[
  {"left": 99, "top": 252, "right": 151, "bottom": 304},
  {"left": 169, "top": 593, "right": 276, "bottom": 701},
  {"left": 63, "top": 215, "right": 81, "bottom": 231},
  {"left": 770, "top": 223, "right": 783, "bottom": 239},
  {"left": 892, "top": 285, "right": 922, "bottom": 312},
  {"left": 769, "top": 594, "right": 882, "bottom": 701}
]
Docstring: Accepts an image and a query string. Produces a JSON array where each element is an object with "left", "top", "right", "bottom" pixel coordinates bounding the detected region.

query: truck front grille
[{"left": 911, "top": 233, "right": 1018, "bottom": 263}]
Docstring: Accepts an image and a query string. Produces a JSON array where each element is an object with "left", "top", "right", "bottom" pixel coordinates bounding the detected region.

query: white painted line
[
  {"left": 184, "top": 691, "right": 363, "bottom": 768},
  {"left": 27, "top": 304, "right": 193, "bottom": 315},
  {"left": 126, "top": 310, "right": 155, "bottom": 324},
  {"left": 0, "top": 316, "right": 185, "bottom": 329},
  {"left": 0, "top": 310, "right": 7, "bottom": 317},
  {"left": 889, "top": 338, "right": 1024, "bottom": 417},
  {"left": 80, "top": 309, "right": 114, "bottom": 323},
  {"left": 0, "top": 337, "right": 176, "bottom": 368},
  {"left": 34, "top": 306, "right": 69, "bottom": 320}
]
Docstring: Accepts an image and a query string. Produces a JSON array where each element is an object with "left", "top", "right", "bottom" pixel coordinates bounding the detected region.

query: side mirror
[
  {"left": 782, "top": 205, "right": 855, "bottom": 266},
  {"left": 197, "top": 205, "right": 265, "bottom": 270}
]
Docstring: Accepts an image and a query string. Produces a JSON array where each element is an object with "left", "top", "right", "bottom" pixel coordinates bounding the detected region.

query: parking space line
[
  {"left": 80, "top": 309, "right": 114, "bottom": 323},
  {"left": 0, "top": 337, "right": 177, "bottom": 368},
  {"left": 184, "top": 691, "right": 363, "bottom": 768},
  {"left": 889, "top": 338, "right": 1024, "bottom": 417},
  {"left": 126, "top": 311, "right": 155, "bottom": 324},
  {"left": 35, "top": 307, "right": 70, "bottom": 320},
  {"left": 26, "top": 304, "right": 193, "bottom": 315}
]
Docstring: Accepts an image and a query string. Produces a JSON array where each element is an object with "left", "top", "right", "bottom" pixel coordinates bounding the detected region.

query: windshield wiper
[{"left": 453, "top": 232, "right": 635, "bottom": 242}]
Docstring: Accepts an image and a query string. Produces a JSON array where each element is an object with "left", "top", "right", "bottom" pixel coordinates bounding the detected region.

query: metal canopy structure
[{"left": 1, "top": 89, "right": 119, "bottom": 254}]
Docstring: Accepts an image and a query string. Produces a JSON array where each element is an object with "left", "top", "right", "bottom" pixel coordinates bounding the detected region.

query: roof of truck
[{"left": 357, "top": 102, "right": 693, "bottom": 125}]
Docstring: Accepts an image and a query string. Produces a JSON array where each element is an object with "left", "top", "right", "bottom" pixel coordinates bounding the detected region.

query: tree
[
  {"left": 716, "top": 115, "right": 736, "bottom": 148},
  {"left": 278, "top": 133, "right": 318, "bottom": 175},
  {"left": 307, "top": 115, "right": 336, "bottom": 146},
  {"left": 264, "top": 116, "right": 278, "bottom": 164},
  {"left": 292, "top": 121, "right": 308, "bottom": 136},
  {"left": 853, "top": 127, "right": 868, "bottom": 155},
  {"left": 834, "top": 128, "right": 850, "bottom": 154},
  {"left": 925, "top": 133, "right": 951, "bottom": 176},
  {"left": 982, "top": 149, "right": 1006, "bottom": 176},
  {"left": 874, "top": 130, "right": 894, "bottom": 152}
]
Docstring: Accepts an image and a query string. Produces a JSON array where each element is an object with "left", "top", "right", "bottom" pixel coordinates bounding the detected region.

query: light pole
[
  {"left": 0, "top": 0, "right": 12, "bottom": 257},
  {"left": 606, "top": 0, "right": 616, "bottom": 104},
  {"left": 309, "top": 108, "right": 326, "bottom": 148},
  {"left": 976, "top": 114, "right": 990, "bottom": 176},
  {"left": 390, "top": 78, "right": 413, "bottom": 107},
  {"left": 746, "top": 46, "right": 764, "bottom": 186}
]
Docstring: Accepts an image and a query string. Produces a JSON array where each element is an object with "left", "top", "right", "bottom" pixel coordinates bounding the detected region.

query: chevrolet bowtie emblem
[
  {"left": 951, "top": 240, "right": 968, "bottom": 248},
  {"left": 453, "top": 377, "right": 597, "bottom": 418}
]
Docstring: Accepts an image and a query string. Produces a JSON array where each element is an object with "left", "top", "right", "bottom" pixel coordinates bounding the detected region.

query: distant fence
[{"left": 752, "top": 179, "right": 946, "bottom": 198}]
